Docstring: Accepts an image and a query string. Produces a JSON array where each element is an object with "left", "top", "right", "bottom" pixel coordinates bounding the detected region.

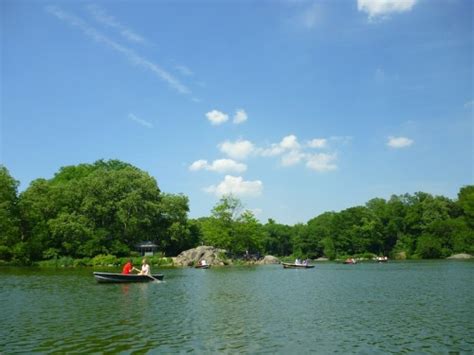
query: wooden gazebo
[{"left": 136, "top": 241, "right": 158, "bottom": 256}]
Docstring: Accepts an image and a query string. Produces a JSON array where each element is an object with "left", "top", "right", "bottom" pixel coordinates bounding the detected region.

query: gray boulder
[
  {"left": 257, "top": 255, "right": 280, "bottom": 264},
  {"left": 174, "top": 246, "right": 228, "bottom": 266},
  {"left": 447, "top": 253, "right": 473, "bottom": 260}
]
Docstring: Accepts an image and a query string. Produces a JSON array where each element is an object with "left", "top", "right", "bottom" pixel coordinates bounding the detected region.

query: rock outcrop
[
  {"left": 174, "top": 246, "right": 228, "bottom": 266},
  {"left": 257, "top": 255, "right": 280, "bottom": 265},
  {"left": 447, "top": 253, "right": 473, "bottom": 260}
]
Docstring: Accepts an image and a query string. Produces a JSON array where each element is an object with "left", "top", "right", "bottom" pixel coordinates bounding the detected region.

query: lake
[{"left": 1, "top": 261, "right": 473, "bottom": 353}]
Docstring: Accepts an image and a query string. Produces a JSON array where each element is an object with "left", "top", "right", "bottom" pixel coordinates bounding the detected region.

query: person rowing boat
[
  {"left": 122, "top": 259, "right": 134, "bottom": 274},
  {"left": 122, "top": 258, "right": 152, "bottom": 276},
  {"left": 137, "top": 258, "right": 151, "bottom": 276}
]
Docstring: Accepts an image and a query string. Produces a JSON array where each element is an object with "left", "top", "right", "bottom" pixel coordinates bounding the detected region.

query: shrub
[
  {"left": 37, "top": 256, "right": 75, "bottom": 267},
  {"left": 416, "top": 235, "right": 443, "bottom": 259},
  {"left": 147, "top": 256, "right": 173, "bottom": 266},
  {"left": 91, "top": 254, "right": 119, "bottom": 266},
  {"left": 42, "top": 248, "right": 59, "bottom": 260},
  {"left": 336, "top": 254, "right": 352, "bottom": 261},
  {"left": 73, "top": 257, "right": 92, "bottom": 267},
  {"left": 0, "top": 245, "right": 12, "bottom": 261},
  {"left": 11, "top": 242, "right": 32, "bottom": 265}
]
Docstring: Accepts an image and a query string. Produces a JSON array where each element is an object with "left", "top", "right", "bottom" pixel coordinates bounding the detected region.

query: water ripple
[{"left": 0, "top": 262, "right": 473, "bottom": 353}]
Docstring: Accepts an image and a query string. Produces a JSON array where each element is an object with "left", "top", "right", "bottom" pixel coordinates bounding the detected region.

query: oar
[{"left": 147, "top": 274, "right": 162, "bottom": 283}]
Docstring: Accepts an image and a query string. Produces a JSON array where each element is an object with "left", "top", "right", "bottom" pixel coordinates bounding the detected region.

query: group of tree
[
  {"left": 195, "top": 189, "right": 473, "bottom": 260},
  {"left": 0, "top": 160, "right": 198, "bottom": 264},
  {"left": 0, "top": 160, "right": 473, "bottom": 264}
]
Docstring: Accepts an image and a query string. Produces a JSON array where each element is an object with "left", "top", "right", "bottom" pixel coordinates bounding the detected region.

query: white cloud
[
  {"left": 215, "top": 134, "right": 340, "bottom": 172},
  {"left": 306, "top": 153, "right": 338, "bottom": 172},
  {"left": 233, "top": 109, "right": 248, "bottom": 124},
  {"left": 206, "top": 110, "right": 229, "bottom": 125},
  {"left": 86, "top": 4, "right": 147, "bottom": 44},
  {"left": 387, "top": 136, "right": 414, "bottom": 148},
  {"left": 307, "top": 138, "right": 327, "bottom": 149},
  {"left": 219, "top": 139, "right": 255, "bottom": 160},
  {"left": 259, "top": 143, "right": 285, "bottom": 157},
  {"left": 189, "top": 159, "right": 247, "bottom": 173},
  {"left": 189, "top": 159, "right": 208, "bottom": 171},
  {"left": 205, "top": 109, "right": 247, "bottom": 125},
  {"left": 128, "top": 113, "right": 153, "bottom": 128},
  {"left": 259, "top": 134, "right": 300, "bottom": 156},
  {"left": 280, "top": 134, "right": 300, "bottom": 150},
  {"left": 46, "top": 6, "right": 190, "bottom": 95},
  {"left": 281, "top": 150, "right": 305, "bottom": 166},
  {"left": 210, "top": 159, "right": 247, "bottom": 173},
  {"left": 204, "top": 175, "right": 263, "bottom": 197},
  {"left": 255, "top": 134, "right": 339, "bottom": 172},
  {"left": 358, "top": 0, "right": 417, "bottom": 20}
]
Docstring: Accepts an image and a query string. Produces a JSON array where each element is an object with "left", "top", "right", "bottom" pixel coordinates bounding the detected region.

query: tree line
[{"left": 0, "top": 160, "right": 472, "bottom": 264}]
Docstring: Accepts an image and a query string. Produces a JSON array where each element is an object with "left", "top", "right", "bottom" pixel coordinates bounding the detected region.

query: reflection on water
[{"left": 0, "top": 262, "right": 473, "bottom": 353}]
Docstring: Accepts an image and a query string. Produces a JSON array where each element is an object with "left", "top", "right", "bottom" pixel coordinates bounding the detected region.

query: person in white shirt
[{"left": 138, "top": 258, "right": 151, "bottom": 276}]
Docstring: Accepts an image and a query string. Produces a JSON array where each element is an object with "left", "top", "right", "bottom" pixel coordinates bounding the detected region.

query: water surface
[{"left": 1, "top": 261, "right": 473, "bottom": 353}]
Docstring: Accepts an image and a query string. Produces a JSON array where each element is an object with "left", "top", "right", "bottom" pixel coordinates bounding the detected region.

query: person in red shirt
[{"left": 122, "top": 259, "right": 134, "bottom": 274}]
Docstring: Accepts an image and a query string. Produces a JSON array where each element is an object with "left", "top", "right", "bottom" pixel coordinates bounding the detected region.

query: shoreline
[{"left": 1, "top": 254, "right": 472, "bottom": 269}]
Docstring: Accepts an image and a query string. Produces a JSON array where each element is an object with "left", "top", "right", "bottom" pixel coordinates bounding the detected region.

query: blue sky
[{"left": 1, "top": 0, "right": 472, "bottom": 224}]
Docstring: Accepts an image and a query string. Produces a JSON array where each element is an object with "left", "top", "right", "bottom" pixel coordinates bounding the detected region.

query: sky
[{"left": 1, "top": 0, "right": 473, "bottom": 225}]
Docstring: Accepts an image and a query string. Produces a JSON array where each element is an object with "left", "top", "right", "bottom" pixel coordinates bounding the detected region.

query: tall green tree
[
  {"left": 234, "top": 210, "right": 265, "bottom": 254},
  {"left": 158, "top": 193, "right": 200, "bottom": 256},
  {"left": 307, "top": 212, "right": 337, "bottom": 258},
  {"left": 0, "top": 166, "right": 22, "bottom": 261},
  {"left": 18, "top": 160, "right": 163, "bottom": 259},
  {"left": 291, "top": 223, "right": 311, "bottom": 258},
  {"left": 366, "top": 198, "right": 396, "bottom": 254},
  {"left": 263, "top": 219, "right": 293, "bottom": 256},
  {"left": 200, "top": 195, "right": 241, "bottom": 252},
  {"left": 328, "top": 206, "right": 381, "bottom": 256},
  {"left": 458, "top": 185, "right": 474, "bottom": 227},
  {"left": 200, "top": 195, "right": 264, "bottom": 254}
]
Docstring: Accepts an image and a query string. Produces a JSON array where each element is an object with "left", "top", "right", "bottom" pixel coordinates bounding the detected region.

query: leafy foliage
[
  {"left": 198, "top": 195, "right": 264, "bottom": 254},
  {"left": 1, "top": 160, "right": 200, "bottom": 263},
  {"left": 17, "top": 160, "right": 163, "bottom": 260},
  {"left": 0, "top": 166, "right": 22, "bottom": 262},
  {"left": 158, "top": 193, "right": 200, "bottom": 256},
  {"left": 0, "top": 160, "right": 472, "bottom": 264}
]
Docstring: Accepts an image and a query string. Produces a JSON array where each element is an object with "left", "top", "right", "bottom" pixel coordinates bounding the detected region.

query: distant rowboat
[
  {"left": 282, "top": 262, "right": 315, "bottom": 269},
  {"left": 93, "top": 272, "right": 164, "bottom": 283},
  {"left": 343, "top": 258, "right": 357, "bottom": 264}
]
